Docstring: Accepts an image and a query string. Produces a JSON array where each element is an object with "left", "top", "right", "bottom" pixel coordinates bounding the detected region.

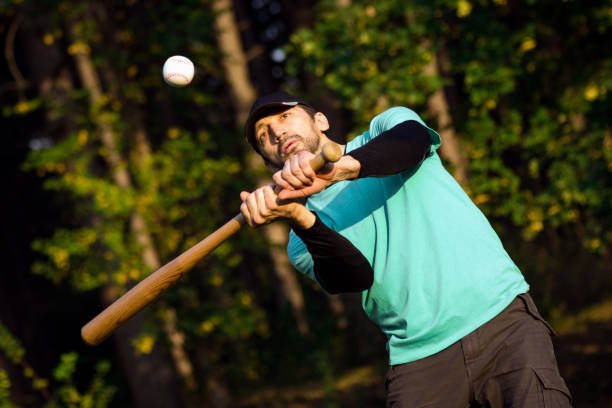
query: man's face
[{"left": 254, "top": 106, "right": 328, "bottom": 168}]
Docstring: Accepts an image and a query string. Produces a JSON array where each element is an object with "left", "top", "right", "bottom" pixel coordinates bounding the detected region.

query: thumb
[
  {"left": 240, "top": 191, "right": 249, "bottom": 201},
  {"left": 278, "top": 188, "right": 307, "bottom": 201}
]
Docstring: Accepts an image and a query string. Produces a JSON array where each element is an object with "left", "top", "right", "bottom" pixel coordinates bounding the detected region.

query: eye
[{"left": 281, "top": 112, "right": 290, "bottom": 119}]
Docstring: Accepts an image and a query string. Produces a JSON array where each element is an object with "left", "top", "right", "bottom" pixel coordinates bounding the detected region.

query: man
[{"left": 239, "top": 91, "right": 571, "bottom": 407}]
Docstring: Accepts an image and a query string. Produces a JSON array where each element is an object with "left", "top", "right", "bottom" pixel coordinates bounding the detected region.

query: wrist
[
  {"left": 288, "top": 205, "right": 316, "bottom": 229},
  {"left": 334, "top": 154, "right": 361, "bottom": 181}
]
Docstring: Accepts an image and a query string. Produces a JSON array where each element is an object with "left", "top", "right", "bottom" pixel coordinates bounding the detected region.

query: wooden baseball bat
[{"left": 81, "top": 143, "right": 343, "bottom": 345}]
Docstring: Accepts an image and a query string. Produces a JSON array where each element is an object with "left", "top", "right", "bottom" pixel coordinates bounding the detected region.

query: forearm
[
  {"left": 344, "top": 120, "right": 431, "bottom": 179},
  {"left": 286, "top": 204, "right": 316, "bottom": 229},
  {"left": 326, "top": 154, "right": 361, "bottom": 182},
  {"left": 292, "top": 213, "right": 373, "bottom": 294}
]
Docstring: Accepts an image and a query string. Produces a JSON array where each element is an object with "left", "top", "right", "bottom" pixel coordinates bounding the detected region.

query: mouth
[{"left": 281, "top": 137, "right": 300, "bottom": 156}]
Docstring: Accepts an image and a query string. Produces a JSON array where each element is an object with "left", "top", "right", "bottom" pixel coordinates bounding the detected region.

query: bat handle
[
  {"left": 235, "top": 142, "right": 343, "bottom": 225},
  {"left": 309, "top": 142, "right": 343, "bottom": 172}
]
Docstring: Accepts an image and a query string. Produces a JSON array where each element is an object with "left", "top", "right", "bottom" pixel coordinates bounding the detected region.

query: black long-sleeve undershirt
[
  {"left": 292, "top": 120, "right": 431, "bottom": 294},
  {"left": 293, "top": 214, "right": 373, "bottom": 294},
  {"left": 347, "top": 120, "right": 431, "bottom": 178}
]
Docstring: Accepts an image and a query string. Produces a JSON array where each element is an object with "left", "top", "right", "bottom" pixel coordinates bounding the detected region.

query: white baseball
[{"left": 162, "top": 55, "right": 195, "bottom": 87}]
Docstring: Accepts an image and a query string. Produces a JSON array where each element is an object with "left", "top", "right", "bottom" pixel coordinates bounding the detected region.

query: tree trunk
[
  {"left": 20, "top": 19, "right": 184, "bottom": 406},
  {"left": 234, "top": 0, "right": 351, "bottom": 329},
  {"left": 69, "top": 22, "right": 184, "bottom": 408},
  {"left": 423, "top": 47, "right": 469, "bottom": 185},
  {"left": 119, "top": 97, "right": 196, "bottom": 392},
  {"left": 213, "top": 0, "right": 310, "bottom": 335},
  {"left": 88, "top": 1, "right": 199, "bottom": 390},
  {"left": 132, "top": 119, "right": 197, "bottom": 392}
]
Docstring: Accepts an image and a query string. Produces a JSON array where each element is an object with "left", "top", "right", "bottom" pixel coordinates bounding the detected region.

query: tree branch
[{"left": 4, "top": 13, "right": 29, "bottom": 100}]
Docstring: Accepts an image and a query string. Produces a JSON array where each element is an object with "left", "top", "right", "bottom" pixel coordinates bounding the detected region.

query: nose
[{"left": 270, "top": 125, "right": 287, "bottom": 143}]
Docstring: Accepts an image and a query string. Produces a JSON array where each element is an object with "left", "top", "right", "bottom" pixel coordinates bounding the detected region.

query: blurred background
[{"left": 1, "top": 0, "right": 611, "bottom": 407}]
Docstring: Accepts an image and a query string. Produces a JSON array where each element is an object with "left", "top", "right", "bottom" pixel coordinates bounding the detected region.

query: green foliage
[
  {"left": 286, "top": 0, "right": 612, "bottom": 303},
  {"left": 0, "top": 323, "right": 25, "bottom": 366},
  {"left": 44, "top": 354, "right": 115, "bottom": 408},
  {"left": 19, "top": 0, "right": 243, "bottom": 294},
  {"left": 0, "top": 369, "right": 16, "bottom": 408},
  {"left": 0, "top": 321, "right": 115, "bottom": 407},
  {"left": 13, "top": 0, "right": 289, "bottom": 401},
  {"left": 286, "top": 0, "right": 443, "bottom": 134},
  {"left": 5, "top": 0, "right": 611, "bottom": 405}
]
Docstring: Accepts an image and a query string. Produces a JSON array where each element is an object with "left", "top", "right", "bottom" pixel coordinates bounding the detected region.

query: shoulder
[
  {"left": 369, "top": 107, "right": 426, "bottom": 135},
  {"left": 369, "top": 107, "right": 441, "bottom": 151}
]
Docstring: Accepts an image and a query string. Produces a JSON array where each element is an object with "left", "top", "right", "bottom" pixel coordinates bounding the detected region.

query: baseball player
[{"left": 239, "top": 91, "right": 572, "bottom": 407}]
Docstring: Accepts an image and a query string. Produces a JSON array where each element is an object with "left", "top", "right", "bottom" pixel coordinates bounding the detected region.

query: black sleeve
[
  {"left": 292, "top": 213, "right": 373, "bottom": 294},
  {"left": 347, "top": 120, "right": 431, "bottom": 178}
]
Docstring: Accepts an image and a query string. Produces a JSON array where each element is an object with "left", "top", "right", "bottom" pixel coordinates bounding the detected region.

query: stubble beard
[{"left": 278, "top": 132, "right": 321, "bottom": 163}]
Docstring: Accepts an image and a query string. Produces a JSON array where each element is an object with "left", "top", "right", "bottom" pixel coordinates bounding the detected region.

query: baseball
[{"left": 162, "top": 55, "right": 195, "bottom": 87}]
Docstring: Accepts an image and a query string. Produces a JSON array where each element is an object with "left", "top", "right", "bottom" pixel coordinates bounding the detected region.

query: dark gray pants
[{"left": 385, "top": 293, "right": 572, "bottom": 407}]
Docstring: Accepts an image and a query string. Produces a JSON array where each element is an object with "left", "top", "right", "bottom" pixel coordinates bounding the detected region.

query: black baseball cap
[{"left": 244, "top": 91, "right": 314, "bottom": 154}]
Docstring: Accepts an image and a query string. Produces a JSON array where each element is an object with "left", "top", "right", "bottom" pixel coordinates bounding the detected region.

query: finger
[
  {"left": 245, "top": 190, "right": 263, "bottom": 225},
  {"left": 297, "top": 154, "right": 316, "bottom": 179},
  {"left": 272, "top": 171, "right": 294, "bottom": 191},
  {"left": 281, "top": 160, "right": 305, "bottom": 188},
  {"left": 288, "top": 155, "right": 313, "bottom": 186},
  {"left": 263, "top": 185, "right": 279, "bottom": 209},
  {"left": 254, "top": 188, "right": 270, "bottom": 223},
  {"left": 239, "top": 200, "right": 254, "bottom": 228},
  {"left": 240, "top": 191, "right": 250, "bottom": 201},
  {"left": 278, "top": 187, "right": 309, "bottom": 201}
]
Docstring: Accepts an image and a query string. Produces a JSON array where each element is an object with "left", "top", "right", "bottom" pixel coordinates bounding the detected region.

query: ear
[{"left": 314, "top": 112, "right": 330, "bottom": 132}]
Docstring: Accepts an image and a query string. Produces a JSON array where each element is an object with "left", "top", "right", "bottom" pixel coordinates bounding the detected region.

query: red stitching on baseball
[
  {"left": 165, "top": 73, "right": 190, "bottom": 82},
  {"left": 169, "top": 57, "right": 192, "bottom": 66}
]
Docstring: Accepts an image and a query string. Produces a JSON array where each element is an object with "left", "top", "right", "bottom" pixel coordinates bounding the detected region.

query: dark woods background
[{"left": 1, "top": 0, "right": 611, "bottom": 407}]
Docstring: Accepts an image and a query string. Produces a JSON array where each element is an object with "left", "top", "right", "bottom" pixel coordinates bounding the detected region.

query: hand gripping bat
[{"left": 81, "top": 143, "right": 343, "bottom": 345}]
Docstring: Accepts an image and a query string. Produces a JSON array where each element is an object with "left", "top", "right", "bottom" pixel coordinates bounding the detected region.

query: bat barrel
[
  {"left": 81, "top": 214, "right": 244, "bottom": 345},
  {"left": 81, "top": 143, "right": 342, "bottom": 345}
]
